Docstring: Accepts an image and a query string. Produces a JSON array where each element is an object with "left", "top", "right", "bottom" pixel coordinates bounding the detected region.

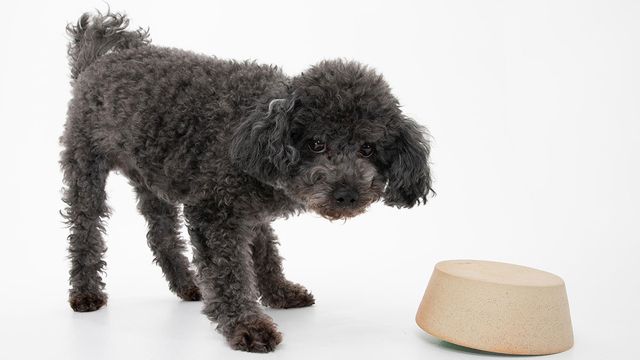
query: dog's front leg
[{"left": 184, "top": 204, "right": 282, "bottom": 353}]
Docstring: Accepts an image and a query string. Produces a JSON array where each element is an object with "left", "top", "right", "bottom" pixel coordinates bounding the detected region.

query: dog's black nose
[{"left": 333, "top": 187, "right": 359, "bottom": 206}]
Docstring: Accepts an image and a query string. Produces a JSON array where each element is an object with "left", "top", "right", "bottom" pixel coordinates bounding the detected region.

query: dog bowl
[{"left": 416, "top": 260, "right": 573, "bottom": 355}]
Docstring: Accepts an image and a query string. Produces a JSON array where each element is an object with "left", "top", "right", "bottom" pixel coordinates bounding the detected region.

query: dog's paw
[
  {"left": 227, "top": 315, "right": 283, "bottom": 353},
  {"left": 176, "top": 283, "right": 202, "bottom": 301},
  {"left": 69, "top": 291, "right": 107, "bottom": 312},
  {"left": 261, "top": 282, "right": 315, "bottom": 309}
]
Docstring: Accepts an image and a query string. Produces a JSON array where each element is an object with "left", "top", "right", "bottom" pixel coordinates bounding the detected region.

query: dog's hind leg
[
  {"left": 61, "top": 142, "right": 111, "bottom": 312},
  {"left": 133, "top": 185, "right": 201, "bottom": 301},
  {"left": 251, "top": 224, "right": 315, "bottom": 309}
]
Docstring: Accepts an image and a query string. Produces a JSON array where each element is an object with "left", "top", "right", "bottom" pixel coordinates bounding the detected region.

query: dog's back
[{"left": 63, "top": 11, "right": 288, "bottom": 202}]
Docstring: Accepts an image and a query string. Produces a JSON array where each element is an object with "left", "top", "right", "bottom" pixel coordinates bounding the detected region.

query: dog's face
[
  {"left": 284, "top": 118, "right": 388, "bottom": 220},
  {"left": 231, "top": 60, "right": 433, "bottom": 219}
]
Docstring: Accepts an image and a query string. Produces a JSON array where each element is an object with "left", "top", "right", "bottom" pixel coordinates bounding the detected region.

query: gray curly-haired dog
[{"left": 61, "top": 11, "right": 433, "bottom": 352}]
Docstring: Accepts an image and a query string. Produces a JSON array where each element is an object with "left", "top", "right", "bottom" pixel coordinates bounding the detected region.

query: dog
[{"left": 61, "top": 11, "right": 433, "bottom": 352}]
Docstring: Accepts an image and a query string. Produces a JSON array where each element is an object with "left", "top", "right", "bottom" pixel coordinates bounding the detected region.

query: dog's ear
[
  {"left": 230, "top": 97, "right": 300, "bottom": 183},
  {"left": 383, "top": 115, "right": 433, "bottom": 208}
]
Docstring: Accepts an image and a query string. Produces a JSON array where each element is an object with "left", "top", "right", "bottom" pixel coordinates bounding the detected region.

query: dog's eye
[
  {"left": 359, "top": 143, "right": 375, "bottom": 157},
  {"left": 308, "top": 139, "right": 326, "bottom": 153}
]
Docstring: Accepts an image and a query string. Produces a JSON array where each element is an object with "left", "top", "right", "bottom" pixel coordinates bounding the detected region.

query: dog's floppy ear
[
  {"left": 383, "top": 115, "right": 433, "bottom": 208},
  {"left": 230, "top": 97, "right": 299, "bottom": 183}
]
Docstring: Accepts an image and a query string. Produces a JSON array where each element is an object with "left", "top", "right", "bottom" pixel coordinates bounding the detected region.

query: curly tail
[{"left": 66, "top": 10, "right": 151, "bottom": 79}]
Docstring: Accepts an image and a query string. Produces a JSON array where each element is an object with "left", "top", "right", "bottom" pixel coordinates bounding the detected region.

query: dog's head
[{"left": 230, "top": 60, "right": 433, "bottom": 220}]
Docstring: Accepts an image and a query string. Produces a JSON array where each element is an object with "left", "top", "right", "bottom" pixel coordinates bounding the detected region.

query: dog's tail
[{"left": 66, "top": 10, "right": 151, "bottom": 80}]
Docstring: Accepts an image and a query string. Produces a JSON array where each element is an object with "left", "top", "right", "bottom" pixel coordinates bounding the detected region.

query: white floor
[
  {"left": 1, "top": 274, "right": 636, "bottom": 360},
  {"left": 1, "top": 193, "right": 637, "bottom": 359}
]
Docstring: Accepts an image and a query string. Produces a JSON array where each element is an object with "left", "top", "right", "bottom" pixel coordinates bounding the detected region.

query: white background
[{"left": 0, "top": 0, "right": 638, "bottom": 359}]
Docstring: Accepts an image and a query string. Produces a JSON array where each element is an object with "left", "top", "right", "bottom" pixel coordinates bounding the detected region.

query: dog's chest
[{"left": 238, "top": 180, "right": 304, "bottom": 222}]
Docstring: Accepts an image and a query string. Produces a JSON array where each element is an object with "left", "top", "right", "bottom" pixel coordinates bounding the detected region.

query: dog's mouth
[
  {"left": 308, "top": 195, "right": 379, "bottom": 221},
  {"left": 311, "top": 205, "right": 368, "bottom": 221}
]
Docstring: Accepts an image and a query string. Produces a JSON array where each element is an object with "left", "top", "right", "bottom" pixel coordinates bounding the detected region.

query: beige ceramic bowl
[{"left": 416, "top": 260, "right": 573, "bottom": 355}]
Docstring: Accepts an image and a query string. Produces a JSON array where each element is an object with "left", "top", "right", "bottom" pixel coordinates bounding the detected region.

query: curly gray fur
[{"left": 61, "top": 10, "right": 433, "bottom": 352}]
